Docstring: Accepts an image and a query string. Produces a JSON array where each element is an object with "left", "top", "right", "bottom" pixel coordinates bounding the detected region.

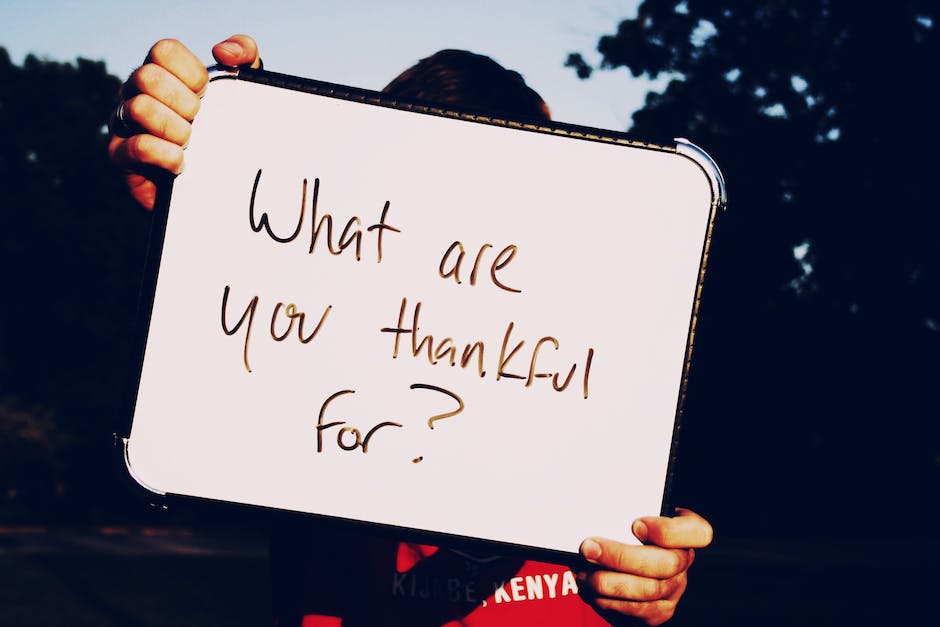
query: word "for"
[{"left": 316, "top": 384, "right": 464, "bottom": 461}]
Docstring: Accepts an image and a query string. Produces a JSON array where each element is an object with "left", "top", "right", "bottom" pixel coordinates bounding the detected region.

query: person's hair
[{"left": 382, "top": 49, "right": 550, "bottom": 121}]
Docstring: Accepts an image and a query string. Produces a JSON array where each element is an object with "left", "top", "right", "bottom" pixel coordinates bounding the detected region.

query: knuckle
[
  {"left": 149, "top": 39, "right": 183, "bottom": 64},
  {"left": 135, "top": 65, "right": 192, "bottom": 115},
  {"left": 643, "top": 550, "right": 675, "bottom": 577},
  {"left": 180, "top": 122, "right": 192, "bottom": 147},
  {"left": 632, "top": 552, "right": 654, "bottom": 574},
  {"left": 659, "top": 599, "right": 677, "bottom": 618},
  {"left": 662, "top": 575, "right": 682, "bottom": 599},
  {"left": 182, "top": 95, "right": 200, "bottom": 120},
  {"left": 125, "top": 94, "right": 152, "bottom": 123},
  {"left": 134, "top": 63, "right": 164, "bottom": 92},
  {"left": 653, "top": 578, "right": 670, "bottom": 599},
  {"left": 605, "top": 576, "right": 632, "bottom": 600},
  {"left": 612, "top": 548, "right": 639, "bottom": 573},
  {"left": 163, "top": 85, "right": 198, "bottom": 120},
  {"left": 192, "top": 66, "right": 209, "bottom": 93},
  {"left": 157, "top": 115, "right": 172, "bottom": 142},
  {"left": 638, "top": 577, "right": 667, "bottom": 601},
  {"left": 664, "top": 550, "right": 685, "bottom": 575},
  {"left": 126, "top": 134, "right": 150, "bottom": 163},
  {"left": 163, "top": 90, "right": 185, "bottom": 116},
  {"left": 674, "top": 571, "right": 689, "bottom": 596},
  {"left": 167, "top": 145, "right": 184, "bottom": 170},
  {"left": 649, "top": 600, "right": 677, "bottom": 625},
  {"left": 138, "top": 66, "right": 194, "bottom": 119}
]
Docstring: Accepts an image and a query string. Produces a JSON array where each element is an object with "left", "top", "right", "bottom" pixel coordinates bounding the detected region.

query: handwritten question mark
[{"left": 409, "top": 383, "right": 464, "bottom": 429}]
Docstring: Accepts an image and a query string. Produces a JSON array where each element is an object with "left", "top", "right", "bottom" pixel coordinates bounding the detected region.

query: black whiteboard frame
[{"left": 115, "top": 64, "right": 726, "bottom": 563}]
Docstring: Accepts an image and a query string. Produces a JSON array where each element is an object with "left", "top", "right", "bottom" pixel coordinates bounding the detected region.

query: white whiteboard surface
[{"left": 124, "top": 70, "right": 722, "bottom": 556}]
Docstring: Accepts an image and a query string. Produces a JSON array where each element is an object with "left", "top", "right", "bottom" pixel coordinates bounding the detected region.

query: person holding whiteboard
[{"left": 109, "top": 34, "right": 713, "bottom": 626}]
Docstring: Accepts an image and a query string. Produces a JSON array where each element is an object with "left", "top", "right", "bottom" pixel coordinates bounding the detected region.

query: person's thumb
[{"left": 212, "top": 34, "right": 261, "bottom": 68}]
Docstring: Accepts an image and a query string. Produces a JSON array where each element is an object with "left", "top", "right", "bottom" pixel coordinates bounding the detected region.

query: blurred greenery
[
  {"left": 0, "top": 47, "right": 152, "bottom": 522},
  {"left": 567, "top": 0, "right": 938, "bottom": 540}
]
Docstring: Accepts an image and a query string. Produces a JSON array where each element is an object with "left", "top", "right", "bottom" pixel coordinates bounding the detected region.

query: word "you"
[{"left": 221, "top": 285, "right": 331, "bottom": 372}]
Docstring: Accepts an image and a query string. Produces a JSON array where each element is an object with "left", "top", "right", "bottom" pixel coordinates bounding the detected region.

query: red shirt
[{"left": 271, "top": 529, "right": 611, "bottom": 626}]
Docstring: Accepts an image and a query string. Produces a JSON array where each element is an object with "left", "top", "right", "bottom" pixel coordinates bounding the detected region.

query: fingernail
[
  {"left": 217, "top": 41, "right": 244, "bottom": 56},
  {"left": 632, "top": 519, "right": 649, "bottom": 542},
  {"left": 581, "top": 538, "right": 601, "bottom": 561}
]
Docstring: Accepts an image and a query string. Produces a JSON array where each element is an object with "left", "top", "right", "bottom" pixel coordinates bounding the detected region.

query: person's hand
[
  {"left": 108, "top": 34, "right": 261, "bottom": 209},
  {"left": 578, "top": 508, "right": 712, "bottom": 626}
]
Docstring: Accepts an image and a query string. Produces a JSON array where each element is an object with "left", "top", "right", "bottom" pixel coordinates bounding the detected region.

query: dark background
[{"left": 1, "top": 1, "right": 937, "bottom": 625}]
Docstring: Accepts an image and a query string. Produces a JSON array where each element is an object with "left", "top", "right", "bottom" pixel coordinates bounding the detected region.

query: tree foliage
[
  {"left": 0, "top": 48, "right": 151, "bottom": 520},
  {"left": 569, "top": 1, "right": 938, "bottom": 538}
]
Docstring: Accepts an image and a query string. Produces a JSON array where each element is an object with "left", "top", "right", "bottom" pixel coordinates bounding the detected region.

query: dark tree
[
  {"left": 0, "top": 48, "right": 151, "bottom": 521},
  {"left": 568, "top": 2, "right": 938, "bottom": 540}
]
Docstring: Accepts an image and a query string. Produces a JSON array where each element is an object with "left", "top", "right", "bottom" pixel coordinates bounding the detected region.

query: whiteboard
[{"left": 122, "top": 67, "right": 725, "bottom": 557}]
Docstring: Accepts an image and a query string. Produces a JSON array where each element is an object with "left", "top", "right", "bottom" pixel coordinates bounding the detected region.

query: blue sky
[{"left": 0, "top": 0, "right": 669, "bottom": 130}]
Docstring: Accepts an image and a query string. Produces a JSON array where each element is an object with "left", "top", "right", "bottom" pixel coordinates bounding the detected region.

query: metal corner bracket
[
  {"left": 675, "top": 137, "right": 727, "bottom": 209},
  {"left": 207, "top": 64, "right": 240, "bottom": 82},
  {"left": 119, "top": 436, "right": 166, "bottom": 496}
]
